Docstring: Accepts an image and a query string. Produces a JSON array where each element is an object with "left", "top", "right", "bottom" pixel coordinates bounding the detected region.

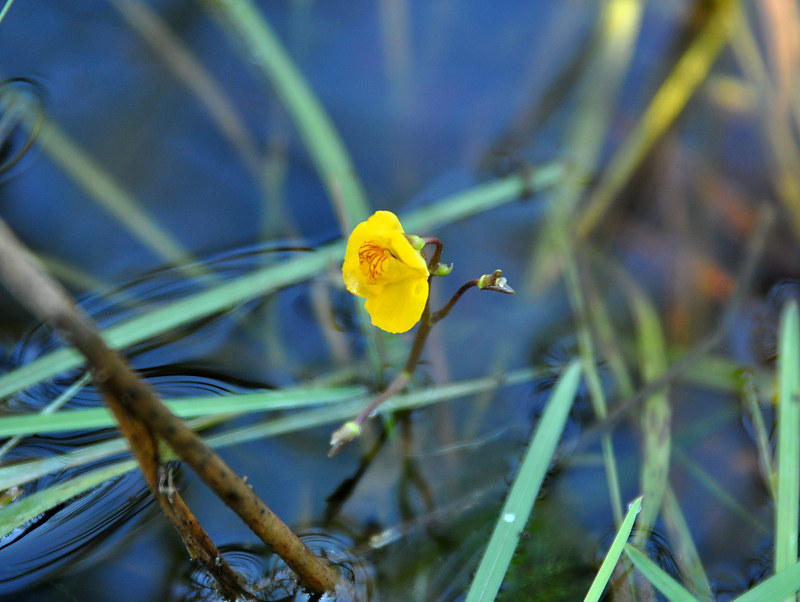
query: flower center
[{"left": 358, "top": 241, "right": 394, "bottom": 281}]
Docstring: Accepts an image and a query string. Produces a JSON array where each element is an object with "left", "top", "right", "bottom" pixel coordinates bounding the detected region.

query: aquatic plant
[{"left": 2, "top": 0, "right": 800, "bottom": 600}]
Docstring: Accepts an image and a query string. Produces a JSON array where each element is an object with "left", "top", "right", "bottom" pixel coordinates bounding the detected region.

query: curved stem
[
  {"left": 422, "top": 237, "right": 443, "bottom": 272},
  {"left": 431, "top": 280, "right": 478, "bottom": 325}
]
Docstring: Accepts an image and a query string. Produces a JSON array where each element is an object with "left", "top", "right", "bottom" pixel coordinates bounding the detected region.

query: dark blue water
[{"left": 0, "top": 1, "right": 787, "bottom": 600}]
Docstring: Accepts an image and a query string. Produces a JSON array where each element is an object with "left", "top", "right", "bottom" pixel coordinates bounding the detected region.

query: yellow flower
[{"left": 342, "top": 211, "right": 429, "bottom": 333}]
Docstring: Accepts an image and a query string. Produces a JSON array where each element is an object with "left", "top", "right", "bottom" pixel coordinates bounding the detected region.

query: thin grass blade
[
  {"left": 732, "top": 561, "right": 800, "bottom": 602},
  {"left": 0, "top": 0, "right": 14, "bottom": 27},
  {"left": 742, "top": 371, "right": 776, "bottom": 498},
  {"left": 624, "top": 544, "right": 699, "bottom": 602},
  {"left": 583, "top": 495, "right": 643, "bottom": 602},
  {"left": 775, "top": 300, "right": 800, "bottom": 576},
  {"left": 0, "top": 386, "right": 366, "bottom": 438},
  {"left": 465, "top": 360, "right": 581, "bottom": 602},
  {"left": 400, "top": 161, "right": 565, "bottom": 234},
  {"left": 0, "top": 459, "right": 137, "bottom": 539},
  {"left": 627, "top": 281, "right": 671, "bottom": 543},
  {"left": 673, "top": 447, "right": 768, "bottom": 535},
  {"left": 662, "top": 486, "right": 713, "bottom": 600},
  {"left": 199, "top": 0, "right": 370, "bottom": 233},
  {"left": 0, "top": 368, "right": 542, "bottom": 537},
  {"left": 0, "top": 372, "right": 90, "bottom": 460}
]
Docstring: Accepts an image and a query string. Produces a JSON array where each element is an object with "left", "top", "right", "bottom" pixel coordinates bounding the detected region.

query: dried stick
[
  {"left": 0, "top": 218, "right": 342, "bottom": 594},
  {"left": 110, "top": 403, "right": 255, "bottom": 601}
]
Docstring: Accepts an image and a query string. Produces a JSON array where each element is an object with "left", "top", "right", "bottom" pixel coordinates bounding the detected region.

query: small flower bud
[
  {"left": 478, "top": 270, "right": 516, "bottom": 294},
  {"left": 405, "top": 234, "right": 425, "bottom": 250},
  {"left": 328, "top": 420, "right": 361, "bottom": 456},
  {"left": 432, "top": 262, "right": 453, "bottom": 277}
]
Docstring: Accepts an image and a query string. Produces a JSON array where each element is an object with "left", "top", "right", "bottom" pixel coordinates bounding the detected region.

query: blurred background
[{"left": 0, "top": 1, "right": 797, "bottom": 600}]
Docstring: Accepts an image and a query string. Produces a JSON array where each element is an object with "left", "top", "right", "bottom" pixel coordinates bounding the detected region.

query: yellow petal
[
  {"left": 365, "top": 210, "right": 403, "bottom": 232},
  {"left": 386, "top": 230, "right": 428, "bottom": 275},
  {"left": 368, "top": 210, "right": 427, "bottom": 272},
  {"left": 364, "top": 276, "right": 429, "bottom": 333}
]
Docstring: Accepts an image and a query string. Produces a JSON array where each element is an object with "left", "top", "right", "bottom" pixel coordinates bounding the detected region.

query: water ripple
[
  {"left": 0, "top": 78, "right": 45, "bottom": 182},
  {"left": 171, "top": 529, "right": 375, "bottom": 601}
]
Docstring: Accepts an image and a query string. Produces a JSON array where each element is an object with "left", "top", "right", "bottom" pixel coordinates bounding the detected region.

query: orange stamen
[{"left": 359, "top": 241, "right": 391, "bottom": 281}]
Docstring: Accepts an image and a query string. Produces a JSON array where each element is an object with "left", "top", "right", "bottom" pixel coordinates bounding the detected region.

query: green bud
[
  {"left": 432, "top": 262, "right": 453, "bottom": 277},
  {"left": 478, "top": 269, "right": 515, "bottom": 294},
  {"left": 328, "top": 421, "right": 361, "bottom": 456},
  {"left": 405, "top": 234, "right": 425, "bottom": 250}
]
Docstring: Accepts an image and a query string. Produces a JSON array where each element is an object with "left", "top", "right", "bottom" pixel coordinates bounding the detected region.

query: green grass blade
[
  {"left": 662, "top": 486, "right": 713, "bottom": 600},
  {"left": 552, "top": 201, "right": 623, "bottom": 525},
  {"left": 673, "top": 447, "right": 768, "bottom": 535},
  {"left": 0, "top": 460, "right": 137, "bottom": 539},
  {"left": 0, "top": 372, "right": 90, "bottom": 460},
  {"left": 400, "top": 161, "right": 565, "bottom": 234},
  {"left": 583, "top": 496, "right": 643, "bottom": 602},
  {"left": 0, "top": 164, "right": 564, "bottom": 402},
  {"left": 0, "top": 385, "right": 366, "bottom": 437},
  {"left": 627, "top": 282, "right": 671, "bottom": 542},
  {"left": 732, "top": 561, "right": 800, "bottom": 602},
  {"left": 0, "top": 368, "right": 542, "bottom": 536},
  {"left": 0, "top": 0, "right": 15, "bottom": 27},
  {"left": 624, "top": 544, "right": 699, "bottom": 602},
  {"left": 775, "top": 300, "right": 800, "bottom": 575},
  {"left": 0, "top": 437, "right": 132, "bottom": 492},
  {"left": 0, "top": 247, "right": 336, "bottom": 401},
  {"left": 742, "top": 371, "right": 776, "bottom": 498},
  {"left": 465, "top": 360, "right": 581, "bottom": 602},
  {"left": 200, "top": 0, "right": 370, "bottom": 233}
]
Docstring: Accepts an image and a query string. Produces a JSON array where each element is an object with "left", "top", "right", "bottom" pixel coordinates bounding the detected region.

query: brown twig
[
  {"left": 0, "top": 218, "right": 342, "bottom": 595},
  {"left": 110, "top": 405, "right": 254, "bottom": 601}
]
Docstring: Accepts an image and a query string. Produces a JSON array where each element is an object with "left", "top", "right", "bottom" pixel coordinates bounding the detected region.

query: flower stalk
[
  {"left": 333, "top": 211, "right": 515, "bottom": 455},
  {"left": 422, "top": 236, "right": 443, "bottom": 272}
]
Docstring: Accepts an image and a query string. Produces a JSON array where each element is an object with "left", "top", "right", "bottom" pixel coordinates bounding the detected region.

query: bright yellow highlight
[{"left": 342, "top": 211, "right": 429, "bottom": 333}]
